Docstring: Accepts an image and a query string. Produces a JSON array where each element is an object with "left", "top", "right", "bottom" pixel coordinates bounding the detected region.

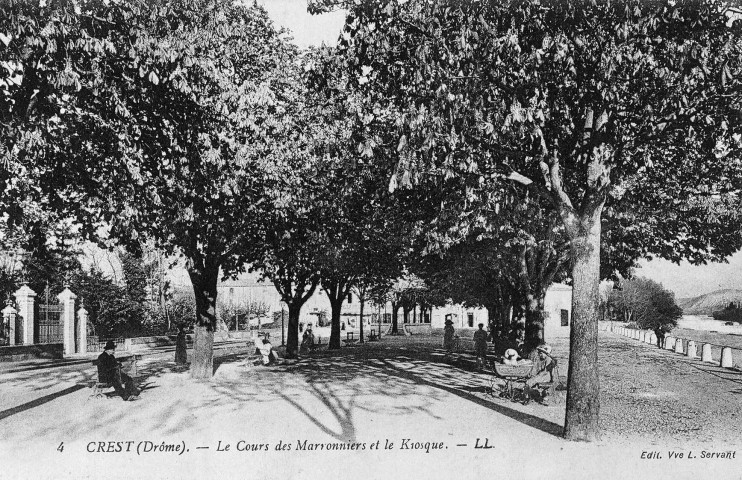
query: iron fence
[
  {"left": 87, "top": 336, "right": 125, "bottom": 353},
  {"left": 36, "top": 303, "right": 64, "bottom": 344}
]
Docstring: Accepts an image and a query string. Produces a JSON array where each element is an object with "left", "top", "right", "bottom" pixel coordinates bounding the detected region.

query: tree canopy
[{"left": 318, "top": 0, "right": 742, "bottom": 440}]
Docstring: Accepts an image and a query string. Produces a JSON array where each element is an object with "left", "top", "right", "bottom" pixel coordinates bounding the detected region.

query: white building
[
  {"left": 173, "top": 270, "right": 572, "bottom": 338},
  {"left": 428, "top": 283, "right": 573, "bottom": 341}
]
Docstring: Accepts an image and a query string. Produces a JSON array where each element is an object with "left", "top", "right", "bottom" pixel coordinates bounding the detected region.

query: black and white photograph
[{"left": 1, "top": 0, "right": 741, "bottom": 478}]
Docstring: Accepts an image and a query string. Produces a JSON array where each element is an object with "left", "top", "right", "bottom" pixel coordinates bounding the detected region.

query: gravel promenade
[{"left": 1, "top": 328, "right": 740, "bottom": 480}]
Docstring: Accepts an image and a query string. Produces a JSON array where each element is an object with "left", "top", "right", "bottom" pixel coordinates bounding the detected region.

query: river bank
[{"left": 673, "top": 315, "right": 742, "bottom": 350}]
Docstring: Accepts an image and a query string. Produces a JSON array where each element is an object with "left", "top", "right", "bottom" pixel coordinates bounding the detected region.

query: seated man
[
  {"left": 258, "top": 338, "right": 277, "bottom": 365},
  {"left": 97, "top": 341, "right": 139, "bottom": 401},
  {"left": 525, "top": 344, "right": 558, "bottom": 404}
]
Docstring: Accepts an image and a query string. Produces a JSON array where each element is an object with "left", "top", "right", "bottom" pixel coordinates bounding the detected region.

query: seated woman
[
  {"left": 300, "top": 327, "right": 315, "bottom": 353},
  {"left": 258, "top": 338, "right": 278, "bottom": 365},
  {"left": 525, "top": 344, "right": 558, "bottom": 404}
]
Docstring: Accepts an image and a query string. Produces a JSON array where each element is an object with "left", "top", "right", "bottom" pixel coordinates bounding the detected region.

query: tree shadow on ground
[
  {"left": 373, "top": 358, "right": 564, "bottom": 438},
  {"left": 210, "top": 352, "right": 449, "bottom": 443},
  {"left": 1, "top": 342, "right": 565, "bottom": 443},
  {"left": 0, "top": 384, "right": 88, "bottom": 420}
]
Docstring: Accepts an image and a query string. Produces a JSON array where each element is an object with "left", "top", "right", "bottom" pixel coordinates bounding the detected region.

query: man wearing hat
[
  {"left": 525, "top": 344, "right": 558, "bottom": 404},
  {"left": 97, "top": 341, "right": 139, "bottom": 401}
]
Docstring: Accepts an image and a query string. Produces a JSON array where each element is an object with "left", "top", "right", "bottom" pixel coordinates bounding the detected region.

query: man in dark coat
[
  {"left": 473, "top": 323, "right": 489, "bottom": 371},
  {"left": 97, "top": 341, "right": 139, "bottom": 401}
]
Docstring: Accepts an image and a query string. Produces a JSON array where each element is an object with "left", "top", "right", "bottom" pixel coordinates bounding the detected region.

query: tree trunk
[
  {"left": 359, "top": 297, "right": 365, "bottom": 343},
  {"left": 485, "top": 304, "right": 497, "bottom": 342},
  {"left": 285, "top": 303, "right": 301, "bottom": 359},
  {"left": 188, "top": 263, "right": 219, "bottom": 379},
  {"left": 498, "top": 302, "right": 511, "bottom": 336},
  {"left": 564, "top": 205, "right": 603, "bottom": 442},
  {"left": 328, "top": 297, "right": 343, "bottom": 350},
  {"left": 391, "top": 302, "right": 400, "bottom": 334},
  {"left": 524, "top": 291, "right": 547, "bottom": 351}
]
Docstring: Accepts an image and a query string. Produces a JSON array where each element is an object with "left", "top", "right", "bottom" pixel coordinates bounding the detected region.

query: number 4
[{"left": 57, "top": 442, "right": 64, "bottom": 452}]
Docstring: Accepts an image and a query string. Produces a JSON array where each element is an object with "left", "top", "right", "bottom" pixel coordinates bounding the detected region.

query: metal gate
[{"left": 36, "top": 285, "right": 63, "bottom": 344}]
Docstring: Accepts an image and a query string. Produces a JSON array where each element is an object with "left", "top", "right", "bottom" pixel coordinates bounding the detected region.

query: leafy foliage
[
  {"left": 608, "top": 277, "right": 681, "bottom": 331},
  {"left": 319, "top": 0, "right": 742, "bottom": 441}
]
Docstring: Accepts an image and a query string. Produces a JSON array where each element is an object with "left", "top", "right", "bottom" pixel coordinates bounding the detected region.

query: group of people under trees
[{"left": 443, "top": 321, "right": 558, "bottom": 404}]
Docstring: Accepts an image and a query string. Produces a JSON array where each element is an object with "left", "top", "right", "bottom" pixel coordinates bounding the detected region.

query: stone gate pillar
[
  {"left": 58, "top": 288, "right": 77, "bottom": 355},
  {"left": 2, "top": 303, "right": 17, "bottom": 346},
  {"left": 14, "top": 284, "right": 36, "bottom": 345},
  {"left": 77, "top": 301, "right": 88, "bottom": 355}
]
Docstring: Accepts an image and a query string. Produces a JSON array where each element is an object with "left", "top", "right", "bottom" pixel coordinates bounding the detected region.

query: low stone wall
[
  {"left": 128, "top": 330, "right": 254, "bottom": 350},
  {"left": 611, "top": 324, "right": 741, "bottom": 370},
  {"left": 403, "top": 324, "right": 432, "bottom": 335},
  {"left": 0, "top": 343, "right": 64, "bottom": 362}
]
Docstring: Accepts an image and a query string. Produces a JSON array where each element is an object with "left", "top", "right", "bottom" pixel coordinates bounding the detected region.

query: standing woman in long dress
[
  {"left": 443, "top": 319, "right": 455, "bottom": 351},
  {"left": 175, "top": 324, "right": 188, "bottom": 365}
]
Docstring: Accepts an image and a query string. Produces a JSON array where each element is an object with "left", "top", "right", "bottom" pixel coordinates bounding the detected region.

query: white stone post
[
  {"left": 675, "top": 338, "right": 684, "bottom": 354},
  {"left": 58, "top": 288, "right": 77, "bottom": 355},
  {"left": 650, "top": 333, "right": 657, "bottom": 345},
  {"left": 14, "top": 284, "right": 36, "bottom": 345},
  {"left": 665, "top": 337, "right": 675, "bottom": 350},
  {"left": 686, "top": 341, "right": 697, "bottom": 359},
  {"left": 645, "top": 332, "right": 652, "bottom": 343},
  {"left": 720, "top": 347, "right": 734, "bottom": 368},
  {"left": 2, "top": 303, "right": 17, "bottom": 346},
  {"left": 77, "top": 302, "right": 88, "bottom": 355},
  {"left": 701, "top": 344, "right": 713, "bottom": 362}
]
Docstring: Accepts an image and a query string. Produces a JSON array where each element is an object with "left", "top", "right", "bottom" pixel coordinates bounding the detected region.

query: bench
[
  {"left": 344, "top": 332, "right": 358, "bottom": 345},
  {"left": 89, "top": 354, "right": 142, "bottom": 399},
  {"left": 367, "top": 330, "right": 379, "bottom": 342}
]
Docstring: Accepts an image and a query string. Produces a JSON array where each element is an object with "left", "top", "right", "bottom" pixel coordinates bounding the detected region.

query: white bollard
[
  {"left": 645, "top": 332, "right": 652, "bottom": 344},
  {"left": 720, "top": 347, "right": 734, "bottom": 368},
  {"left": 701, "top": 344, "right": 713, "bottom": 362},
  {"left": 665, "top": 337, "right": 675, "bottom": 350},
  {"left": 649, "top": 333, "right": 657, "bottom": 345},
  {"left": 675, "top": 339, "right": 684, "bottom": 354},
  {"left": 686, "top": 340, "right": 697, "bottom": 358}
]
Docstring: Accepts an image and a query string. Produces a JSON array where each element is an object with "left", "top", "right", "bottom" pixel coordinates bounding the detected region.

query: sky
[
  {"left": 257, "top": 1, "right": 742, "bottom": 301},
  {"left": 635, "top": 251, "right": 742, "bottom": 299},
  {"left": 257, "top": 0, "right": 346, "bottom": 48}
]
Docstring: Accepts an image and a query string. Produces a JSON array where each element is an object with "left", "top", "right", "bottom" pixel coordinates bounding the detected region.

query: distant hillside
[{"left": 678, "top": 289, "right": 742, "bottom": 315}]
